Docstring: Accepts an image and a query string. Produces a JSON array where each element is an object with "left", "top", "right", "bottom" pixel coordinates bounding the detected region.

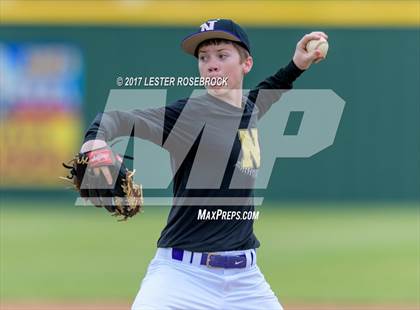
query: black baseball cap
[{"left": 181, "top": 19, "right": 251, "bottom": 57}]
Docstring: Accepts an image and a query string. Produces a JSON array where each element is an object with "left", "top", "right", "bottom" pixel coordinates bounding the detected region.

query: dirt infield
[{"left": 2, "top": 303, "right": 418, "bottom": 310}]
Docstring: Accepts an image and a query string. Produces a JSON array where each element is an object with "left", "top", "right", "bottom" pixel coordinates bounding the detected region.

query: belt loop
[
  {"left": 200, "top": 253, "right": 208, "bottom": 265},
  {"left": 172, "top": 248, "right": 184, "bottom": 261}
]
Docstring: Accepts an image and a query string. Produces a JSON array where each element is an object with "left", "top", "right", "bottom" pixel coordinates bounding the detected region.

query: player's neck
[{"left": 208, "top": 88, "right": 244, "bottom": 109}]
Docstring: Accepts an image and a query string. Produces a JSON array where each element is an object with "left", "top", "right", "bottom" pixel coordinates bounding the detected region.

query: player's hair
[{"left": 196, "top": 39, "right": 250, "bottom": 63}]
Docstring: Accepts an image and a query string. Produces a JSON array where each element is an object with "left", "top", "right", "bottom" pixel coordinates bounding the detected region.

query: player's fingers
[
  {"left": 308, "top": 49, "right": 322, "bottom": 61},
  {"left": 310, "top": 31, "right": 328, "bottom": 40},
  {"left": 101, "top": 166, "right": 113, "bottom": 185},
  {"left": 314, "top": 56, "right": 325, "bottom": 64},
  {"left": 298, "top": 33, "right": 322, "bottom": 49}
]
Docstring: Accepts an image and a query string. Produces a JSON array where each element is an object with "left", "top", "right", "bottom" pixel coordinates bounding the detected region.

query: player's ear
[{"left": 242, "top": 56, "right": 253, "bottom": 75}]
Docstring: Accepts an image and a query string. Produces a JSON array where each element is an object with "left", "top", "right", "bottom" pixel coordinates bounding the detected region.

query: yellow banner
[
  {"left": 0, "top": 113, "right": 82, "bottom": 187},
  {"left": 1, "top": 0, "right": 419, "bottom": 26}
]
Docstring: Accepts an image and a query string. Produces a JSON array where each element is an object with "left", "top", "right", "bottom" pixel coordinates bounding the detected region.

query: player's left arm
[{"left": 248, "top": 31, "right": 328, "bottom": 118}]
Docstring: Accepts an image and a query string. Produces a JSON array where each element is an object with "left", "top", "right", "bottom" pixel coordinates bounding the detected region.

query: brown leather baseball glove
[{"left": 61, "top": 146, "right": 143, "bottom": 221}]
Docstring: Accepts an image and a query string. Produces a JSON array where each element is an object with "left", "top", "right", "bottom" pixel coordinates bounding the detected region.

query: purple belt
[{"left": 172, "top": 248, "right": 250, "bottom": 269}]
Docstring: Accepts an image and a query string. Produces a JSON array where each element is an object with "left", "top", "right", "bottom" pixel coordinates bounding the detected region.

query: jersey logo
[
  {"left": 238, "top": 128, "right": 260, "bottom": 169},
  {"left": 200, "top": 20, "right": 219, "bottom": 32}
]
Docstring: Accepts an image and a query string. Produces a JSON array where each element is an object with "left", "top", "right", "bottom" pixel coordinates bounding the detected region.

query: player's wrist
[
  {"left": 292, "top": 55, "right": 308, "bottom": 71},
  {"left": 290, "top": 59, "right": 305, "bottom": 73},
  {"left": 80, "top": 139, "right": 107, "bottom": 153},
  {"left": 280, "top": 59, "right": 305, "bottom": 82}
]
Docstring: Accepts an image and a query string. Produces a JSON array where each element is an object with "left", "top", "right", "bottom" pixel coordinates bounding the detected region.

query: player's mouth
[{"left": 204, "top": 75, "right": 228, "bottom": 89}]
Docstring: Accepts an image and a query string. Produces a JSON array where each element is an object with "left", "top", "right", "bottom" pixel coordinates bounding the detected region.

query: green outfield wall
[{"left": 1, "top": 26, "right": 419, "bottom": 200}]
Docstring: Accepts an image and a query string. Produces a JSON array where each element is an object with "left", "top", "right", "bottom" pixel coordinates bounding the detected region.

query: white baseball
[{"left": 306, "top": 37, "right": 329, "bottom": 58}]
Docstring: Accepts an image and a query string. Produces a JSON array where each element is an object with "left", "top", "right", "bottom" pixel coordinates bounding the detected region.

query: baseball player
[{"left": 80, "top": 19, "right": 327, "bottom": 310}]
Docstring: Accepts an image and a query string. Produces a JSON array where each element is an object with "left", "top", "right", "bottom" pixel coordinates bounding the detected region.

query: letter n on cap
[{"left": 200, "top": 20, "right": 218, "bottom": 32}]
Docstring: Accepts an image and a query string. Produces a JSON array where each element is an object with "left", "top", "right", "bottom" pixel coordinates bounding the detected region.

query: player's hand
[
  {"left": 93, "top": 166, "right": 113, "bottom": 185},
  {"left": 80, "top": 139, "right": 113, "bottom": 185},
  {"left": 292, "top": 31, "right": 328, "bottom": 70}
]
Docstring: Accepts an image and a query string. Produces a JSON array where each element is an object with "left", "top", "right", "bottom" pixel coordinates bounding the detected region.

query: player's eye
[
  {"left": 218, "top": 54, "right": 228, "bottom": 60},
  {"left": 199, "top": 55, "right": 208, "bottom": 62}
]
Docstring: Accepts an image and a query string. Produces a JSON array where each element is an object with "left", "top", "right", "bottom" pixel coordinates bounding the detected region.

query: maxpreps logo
[
  {"left": 200, "top": 19, "right": 220, "bottom": 32},
  {"left": 76, "top": 89, "right": 345, "bottom": 206}
]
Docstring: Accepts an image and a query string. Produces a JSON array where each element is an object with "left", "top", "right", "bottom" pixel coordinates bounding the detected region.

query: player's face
[{"left": 197, "top": 43, "right": 252, "bottom": 96}]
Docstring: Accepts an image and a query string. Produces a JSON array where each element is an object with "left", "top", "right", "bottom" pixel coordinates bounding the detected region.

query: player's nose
[
  {"left": 207, "top": 58, "right": 220, "bottom": 73},
  {"left": 208, "top": 65, "right": 219, "bottom": 73}
]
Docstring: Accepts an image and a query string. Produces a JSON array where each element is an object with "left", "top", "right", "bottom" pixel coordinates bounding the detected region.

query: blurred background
[{"left": 1, "top": 1, "right": 419, "bottom": 309}]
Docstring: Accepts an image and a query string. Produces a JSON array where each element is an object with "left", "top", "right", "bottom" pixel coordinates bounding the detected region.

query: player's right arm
[
  {"left": 82, "top": 100, "right": 186, "bottom": 148},
  {"left": 84, "top": 109, "right": 165, "bottom": 146},
  {"left": 79, "top": 103, "right": 184, "bottom": 183}
]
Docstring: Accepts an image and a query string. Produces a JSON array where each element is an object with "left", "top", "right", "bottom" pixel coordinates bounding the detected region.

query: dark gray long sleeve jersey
[{"left": 85, "top": 60, "right": 303, "bottom": 252}]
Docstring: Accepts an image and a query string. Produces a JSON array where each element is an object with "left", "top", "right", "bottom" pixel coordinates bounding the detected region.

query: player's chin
[{"left": 207, "top": 86, "right": 229, "bottom": 96}]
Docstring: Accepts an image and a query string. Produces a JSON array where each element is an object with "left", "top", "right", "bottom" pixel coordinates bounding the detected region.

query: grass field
[{"left": 0, "top": 200, "right": 418, "bottom": 307}]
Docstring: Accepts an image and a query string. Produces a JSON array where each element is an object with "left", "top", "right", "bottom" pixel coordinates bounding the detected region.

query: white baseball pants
[{"left": 131, "top": 248, "right": 283, "bottom": 310}]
